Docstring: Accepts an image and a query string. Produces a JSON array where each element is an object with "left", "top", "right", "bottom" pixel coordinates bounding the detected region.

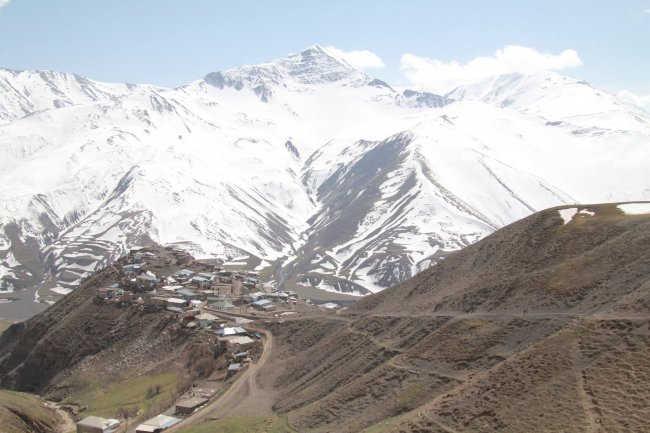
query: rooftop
[
  {"left": 78, "top": 415, "right": 120, "bottom": 428},
  {"left": 176, "top": 396, "right": 208, "bottom": 408},
  {"left": 137, "top": 414, "right": 181, "bottom": 429}
]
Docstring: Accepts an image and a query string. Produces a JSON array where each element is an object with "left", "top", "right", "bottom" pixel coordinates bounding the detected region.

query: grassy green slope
[{"left": 0, "top": 390, "right": 61, "bottom": 433}]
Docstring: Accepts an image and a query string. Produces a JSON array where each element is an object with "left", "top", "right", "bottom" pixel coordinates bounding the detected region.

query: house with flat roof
[
  {"left": 136, "top": 274, "right": 158, "bottom": 289},
  {"left": 175, "top": 397, "right": 208, "bottom": 416},
  {"left": 176, "top": 288, "right": 200, "bottom": 301},
  {"left": 227, "top": 335, "right": 256, "bottom": 351},
  {"left": 135, "top": 415, "right": 181, "bottom": 433},
  {"left": 77, "top": 416, "right": 120, "bottom": 433},
  {"left": 172, "top": 269, "right": 194, "bottom": 282},
  {"left": 195, "top": 312, "right": 220, "bottom": 328},
  {"left": 214, "top": 326, "right": 247, "bottom": 336},
  {"left": 145, "top": 296, "right": 168, "bottom": 308},
  {"left": 166, "top": 297, "right": 188, "bottom": 308},
  {"left": 122, "top": 264, "right": 141, "bottom": 276},
  {"left": 251, "top": 299, "right": 275, "bottom": 311},
  {"left": 191, "top": 276, "right": 211, "bottom": 289},
  {"left": 209, "top": 299, "right": 236, "bottom": 312},
  {"left": 243, "top": 291, "right": 265, "bottom": 303}
]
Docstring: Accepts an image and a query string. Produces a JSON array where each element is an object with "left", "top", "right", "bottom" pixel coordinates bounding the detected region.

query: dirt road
[
  {"left": 165, "top": 328, "right": 274, "bottom": 432},
  {"left": 45, "top": 401, "right": 75, "bottom": 433}
]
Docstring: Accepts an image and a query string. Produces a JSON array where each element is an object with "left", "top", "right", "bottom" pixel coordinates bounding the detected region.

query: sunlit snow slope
[{"left": 1, "top": 46, "right": 649, "bottom": 296}]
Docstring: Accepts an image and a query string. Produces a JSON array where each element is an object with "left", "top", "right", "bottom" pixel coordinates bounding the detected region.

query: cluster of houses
[
  {"left": 75, "top": 247, "right": 342, "bottom": 433},
  {"left": 96, "top": 248, "right": 305, "bottom": 321}
]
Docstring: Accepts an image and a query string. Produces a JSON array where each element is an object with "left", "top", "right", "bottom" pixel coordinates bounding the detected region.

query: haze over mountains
[{"left": 0, "top": 45, "right": 649, "bottom": 298}]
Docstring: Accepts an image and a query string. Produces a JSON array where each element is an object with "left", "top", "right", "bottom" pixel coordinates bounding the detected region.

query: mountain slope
[
  {"left": 1, "top": 46, "right": 649, "bottom": 303},
  {"left": 261, "top": 202, "right": 650, "bottom": 433}
]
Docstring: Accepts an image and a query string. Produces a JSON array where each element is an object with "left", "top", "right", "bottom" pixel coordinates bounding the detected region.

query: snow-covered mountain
[{"left": 1, "top": 45, "right": 649, "bottom": 297}]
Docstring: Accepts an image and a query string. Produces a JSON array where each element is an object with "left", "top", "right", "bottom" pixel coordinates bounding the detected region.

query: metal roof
[
  {"left": 78, "top": 416, "right": 120, "bottom": 429},
  {"left": 137, "top": 414, "right": 181, "bottom": 429},
  {"left": 251, "top": 299, "right": 273, "bottom": 306},
  {"left": 177, "top": 289, "right": 198, "bottom": 296},
  {"left": 173, "top": 269, "right": 194, "bottom": 275}
]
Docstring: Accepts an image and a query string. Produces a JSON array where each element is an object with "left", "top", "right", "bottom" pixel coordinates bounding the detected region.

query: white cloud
[
  {"left": 617, "top": 90, "right": 650, "bottom": 111},
  {"left": 324, "top": 46, "right": 385, "bottom": 70},
  {"left": 645, "top": 8, "right": 650, "bottom": 13},
  {"left": 401, "top": 45, "right": 582, "bottom": 94},
  {"left": 0, "top": 0, "right": 10, "bottom": 9}
]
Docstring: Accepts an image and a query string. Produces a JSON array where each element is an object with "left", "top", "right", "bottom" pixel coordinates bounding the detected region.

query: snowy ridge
[{"left": 0, "top": 46, "right": 649, "bottom": 296}]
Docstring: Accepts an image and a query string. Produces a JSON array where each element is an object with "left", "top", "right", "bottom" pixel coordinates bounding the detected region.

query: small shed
[
  {"left": 233, "top": 351, "right": 249, "bottom": 360},
  {"left": 175, "top": 397, "right": 208, "bottom": 416},
  {"left": 227, "top": 363, "right": 242, "bottom": 375},
  {"left": 77, "top": 416, "right": 120, "bottom": 433}
]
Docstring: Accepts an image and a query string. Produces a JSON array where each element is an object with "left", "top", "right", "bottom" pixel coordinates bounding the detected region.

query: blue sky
[{"left": 1, "top": 0, "right": 649, "bottom": 98}]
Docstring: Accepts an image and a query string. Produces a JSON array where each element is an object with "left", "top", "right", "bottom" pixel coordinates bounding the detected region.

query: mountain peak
[
  {"left": 203, "top": 45, "right": 368, "bottom": 99},
  {"left": 274, "top": 44, "right": 364, "bottom": 84}
]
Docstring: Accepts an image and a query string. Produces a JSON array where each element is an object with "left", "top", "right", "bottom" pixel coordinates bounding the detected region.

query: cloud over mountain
[
  {"left": 324, "top": 46, "right": 385, "bottom": 70},
  {"left": 401, "top": 45, "right": 582, "bottom": 94}
]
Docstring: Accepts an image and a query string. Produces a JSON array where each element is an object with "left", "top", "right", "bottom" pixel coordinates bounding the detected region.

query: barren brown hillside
[
  {"left": 354, "top": 203, "right": 650, "bottom": 315},
  {"left": 0, "top": 248, "right": 199, "bottom": 400},
  {"left": 261, "top": 203, "right": 650, "bottom": 432}
]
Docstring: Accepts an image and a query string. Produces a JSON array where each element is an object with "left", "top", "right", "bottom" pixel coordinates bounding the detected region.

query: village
[{"left": 75, "top": 245, "right": 341, "bottom": 433}]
